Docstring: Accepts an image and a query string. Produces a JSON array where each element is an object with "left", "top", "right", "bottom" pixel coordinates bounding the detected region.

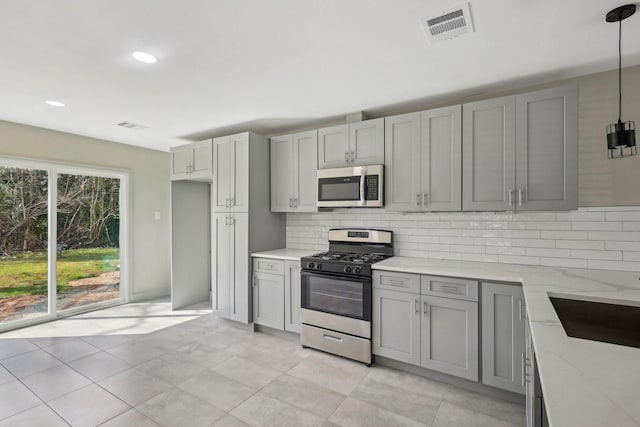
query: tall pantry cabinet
[{"left": 211, "top": 132, "right": 285, "bottom": 323}]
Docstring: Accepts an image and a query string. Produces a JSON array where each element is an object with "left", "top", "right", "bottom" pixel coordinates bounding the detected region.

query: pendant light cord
[{"left": 618, "top": 16, "right": 622, "bottom": 123}]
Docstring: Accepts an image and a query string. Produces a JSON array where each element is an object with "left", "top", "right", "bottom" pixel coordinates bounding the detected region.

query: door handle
[
  {"left": 293, "top": 197, "right": 298, "bottom": 208},
  {"left": 415, "top": 299, "right": 420, "bottom": 315},
  {"left": 518, "top": 188, "right": 525, "bottom": 206},
  {"left": 323, "top": 334, "right": 343, "bottom": 342},
  {"left": 416, "top": 193, "right": 421, "bottom": 206},
  {"left": 289, "top": 197, "right": 293, "bottom": 208},
  {"left": 423, "top": 193, "right": 429, "bottom": 205},
  {"left": 345, "top": 151, "right": 349, "bottom": 163},
  {"left": 423, "top": 301, "right": 429, "bottom": 316},
  {"left": 350, "top": 151, "right": 355, "bottom": 162},
  {"left": 359, "top": 168, "right": 366, "bottom": 206},
  {"left": 230, "top": 197, "right": 234, "bottom": 207},
  {"left": 508, "top": 188, "right": 515, "bottom": 207},
  {"left": 521, "top": 353, "right": 526, "bottom": 385}
]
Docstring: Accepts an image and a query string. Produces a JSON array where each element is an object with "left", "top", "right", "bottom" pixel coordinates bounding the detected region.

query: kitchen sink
[{"left": 549, "top": 295, "right": 640, "bottom": 349}]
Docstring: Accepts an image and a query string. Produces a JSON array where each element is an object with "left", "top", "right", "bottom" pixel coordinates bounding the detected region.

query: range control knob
[
  {"left": 354, "top": 267, "right": 362, "bottom": 274},
  {"left": 307, "top": 262, "right": 315, "bottom": 269},
  {"left": 344, "top": 266, "right": 352, "bottom": 273},
  {"left": 316, "top": 263, "right": 323, "bottom": 270}
]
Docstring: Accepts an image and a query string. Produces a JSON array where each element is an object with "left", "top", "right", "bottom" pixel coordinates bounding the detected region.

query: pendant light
[{"left": 606, "top": 4, "right": 636, "bottom": 159}]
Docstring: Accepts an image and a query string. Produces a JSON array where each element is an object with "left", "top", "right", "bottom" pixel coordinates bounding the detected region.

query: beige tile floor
[{"left": 0, "top": 300, "right": 525, "bottom": 426}]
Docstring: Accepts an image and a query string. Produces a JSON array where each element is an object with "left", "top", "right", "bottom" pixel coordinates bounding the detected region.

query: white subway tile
[
  {"left": 540, "top": 231, "right": 588, "bottom": 240},
  {"left": 408, "top": 235, "right": 440, "bottom": 244},
  {"left": 526, "top": 248, "right": 571, "bottom": 258},
  {"left": 587, "top": 260, "right": 640, "bottom": 272},
  {"left": 511, "top": 239, "right": 555, "bottom": 248},
  {"left": 461, "top": 229, "right": 500, "bottom": 238},
  {"left": 474, "top": 237, "right": 513, "bottom": 247},
  {"left": 450, "top": 221, "right": 486, "bottom": 229},
  {"left": 623, "top": 222, "right": 640, "bottom": 231},
  {"left": 396, "top": 249, "right": 427, "bottom": 257},
  {"left": 428, "top": 229, "right": 463, "bottom": 237},
  {"left": 419, "top": 243, "right": 450, "bottom": 251},
  {"left": 515, "top": 212, "right": 557, "bottom": 221},
  {"left": 539, "top": 258, "right": 588, "bottom": 269},
  {"left": 605, "top": 211, "right": 640, "bottom": 221},
  {"left": 449, "top": 244, "right": 486, "bottom": 254},
  {"left": 429, "top": 251, "right": 461, "bottom": 260},
  {"left": 418, "top": 221, "right": 449, "bottom": 228},
  {"left": 556, "top": 240, "right": 604, "bottom": 250},
  {"left": 555, "top": 212, "right": 605, "bottom": 221},
  {"left": 571, "top": 250, "right": 622, "bottom": 261},
  {"left": 588, "top": 231, "right": 640, "bottom": 241},
  {"left": 605, "top": 241, "right": 640, "bottom": 251},
  {"left": 570, "top": 222, "right": 622, "bottom": 231},
  {"left": 499, "top": 255, "right": 540, "bottom": 265},
  {"left": 623, "top": 252, "right": 640, "bottom": 262},
  {"left": 461, "top": 253, "right": 500, "bottom": 263},
  {"left": 486, "top": 246, "right": 526, "bottom": 256},
  {"left": 525, "top": 221, "right": 571, "bottom": 230},
  {"left": 498, "top": 230, "right": 541, "bottom": 239},
  {"left": 439, "top": 236, "right": 475, "bottom": 245}
]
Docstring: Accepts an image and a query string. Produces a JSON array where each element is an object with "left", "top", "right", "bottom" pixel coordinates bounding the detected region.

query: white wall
[{"left": 0, "top": 119, "right": 171, "bottom": 301}]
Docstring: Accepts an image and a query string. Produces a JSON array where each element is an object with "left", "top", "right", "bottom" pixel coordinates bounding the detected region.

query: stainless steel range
[{"left": 300, "top": 228, "right": 393, "bottom": 365}]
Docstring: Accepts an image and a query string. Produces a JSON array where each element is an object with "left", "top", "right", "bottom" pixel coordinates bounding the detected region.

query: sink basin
[{"left": 549, "top": 295, "right": 640, "bottom": 349}]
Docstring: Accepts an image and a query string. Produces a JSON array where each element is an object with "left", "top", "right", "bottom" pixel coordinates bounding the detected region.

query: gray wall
[{"left": 0, "top": 119, "right": 171, "bottom": 301}]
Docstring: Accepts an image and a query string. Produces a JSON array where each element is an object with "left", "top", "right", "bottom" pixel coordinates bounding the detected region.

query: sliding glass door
[{"left": 0, "top": 159, "right": 128, "bottom": 330}]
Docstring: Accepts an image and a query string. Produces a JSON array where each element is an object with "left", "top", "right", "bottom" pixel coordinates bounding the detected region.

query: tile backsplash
[{"left": 286, "top": 207, "right": 640, "bottom": 272}]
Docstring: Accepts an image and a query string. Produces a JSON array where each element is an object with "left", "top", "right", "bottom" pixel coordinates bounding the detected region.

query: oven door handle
[{"left": 359, "top": 168, "right": 366, "bottom": 206}]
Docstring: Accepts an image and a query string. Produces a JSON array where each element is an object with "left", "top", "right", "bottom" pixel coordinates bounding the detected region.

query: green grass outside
[{"left": 0, "top": 248, "right": 119, "bottom": 298}]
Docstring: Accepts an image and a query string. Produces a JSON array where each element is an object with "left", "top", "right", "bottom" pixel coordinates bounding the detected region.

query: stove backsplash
[{"left": 286, "top": 206, "right": 640, "bottom": 272}]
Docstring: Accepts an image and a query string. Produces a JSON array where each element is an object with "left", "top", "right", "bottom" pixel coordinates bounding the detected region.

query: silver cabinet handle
[
  {"left": 416, "top": 193, "right": 421, "bottom": 206},
  {"left": 518, "top": 188, "right": 523, "bottom": 207},
  {"left": 229, "top": 216, "right": 234, "bottom": 226},
  {"left": 423, "top": 193, "right": 429, "bottom": 205},
  {"left": 289, "top": 197, "right": 293, "bottom": 208},
  {"left": 225, "top": 197, "right": 229, "bottom": 208},
  {"left": 229, "top": 197, "right": 234, "bottom": 207},
  {"left": 293, "top": 197, "right": 298, "bottom": 208},
  {"left": 423, "top": 301, "right": 429, "bottom": 316},
  {"left": 519, "top": 299, "right": 526, "bottom": 321},
  {"left": 508, "top": 189, "right": 514, "bottom": 206},
  {"left": 438, "top": 285, "right": 459, "bottom": 293},
  {"left": 224, "top": 215, "right": 228, "bottom": 226},
  {"left": 252, "top": 276, "right": 257, "bottom": 288},
  {"left": 350, "top": 151, "right": 355, "bottom": 162},
  {"left": 345, "top": 151, "right": 349, "bottom": 163},
  {"left": 359, "top": 169, "right": 366, "bottom": 206},
  {"left": 521, "top": 353, "right": 526, "bottom": 385},
  {"left": 323, "top": 334, "right": 343, "bottom": 342},
  {"left": 415, "top": 299, "right": 420, "bottom": 315}
]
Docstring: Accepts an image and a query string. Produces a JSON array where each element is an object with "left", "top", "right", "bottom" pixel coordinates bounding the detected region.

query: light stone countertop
[
  {"left": 373, "top": 256, "right": 640, "bottom": 427},
  {"left": 251, "top": 248, "right": 318, "bottom": 261}
]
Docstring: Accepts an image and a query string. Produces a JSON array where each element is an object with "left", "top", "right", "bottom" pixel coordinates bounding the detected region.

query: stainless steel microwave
[{"left": 317, "top": 165, "right": 383, "bottom": 208}]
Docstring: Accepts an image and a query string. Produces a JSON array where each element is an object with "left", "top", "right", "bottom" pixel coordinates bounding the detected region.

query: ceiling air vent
[
  {"left": 421, "top": 3, "right": 474, "bottom": 44},
  {"left": 117, "top": 121, "right": 149, "bottom": 130}
]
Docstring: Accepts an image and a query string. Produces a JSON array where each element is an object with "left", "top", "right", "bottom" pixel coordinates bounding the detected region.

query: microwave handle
[{"left": 359, "top": 169, "right": 366, "bottom": 206}]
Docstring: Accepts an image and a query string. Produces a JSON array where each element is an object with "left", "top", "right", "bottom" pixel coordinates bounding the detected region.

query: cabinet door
[
  {"left": 253, "top": 272, "right": 285, "bottom": 330},
  {"left": 350, "top": 118, "right": 384, "bottom": 166},
  {"left": 318, "top": 124, "right": 349, "bottom": 169},
  {"left": 192, "top": 140, "right": 213, "bottom": 179},
  {"left": 482, "top": 282, "right": 526, "bottom": 394},
  {"left": 384, "top": 112, "right": 422, "bottom": 211},
  {"left": 230, "top": 212, "right": 249, "bottom": 323},
  {"left": 293, "top": 131, "right": 318, "bottom": 212},
  {"left": 421, "top": 106, "right": 462, "bottom": 211},
  {"left": 515, "top": 85, "right": 578, "bottom": 211},
  {"left": 212, "top": 213, "right": 230, "bottom": 318},
  {"left": 213, "top": 136, "right": 231, "bottom": 210},
  {"left": 462, "top": 97, "right": 516, "bottom": 211},
  {"left": 270, "top": 135, "right": 295, "bottom": 212},
  {"left": 421, "top": 295, "right": 478, "bottom": 381},
  {"left": 284, "top": 261, "right": 301, "bottom": 333},
  {"left": 170, "top": 145, "right": 193, "bottom": 180},
  {"left": 372, "top": 289, "right": 421, "bottom": 366},
  {"left": 230, "top": 133, "right": 249, "bottom": 212}
]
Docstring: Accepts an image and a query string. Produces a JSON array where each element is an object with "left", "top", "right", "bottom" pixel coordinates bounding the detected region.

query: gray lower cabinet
[
  {"left": 251, "top": 258, "right": 301, "bottom": 333},
  {"left": 420, "top": 295, "right": 478, "bottom": 381},
  {"left": 482, "top": 282, "right": 526, "bottom": 394},
  {"left": 372, "top": 288, "right": 421, "bottom": 365},
  {"left": 373, "top": 271, "right": 478, "bottom": 381},
  {"left": 253, "top": 271, "right": 285, "bottom": 330}
]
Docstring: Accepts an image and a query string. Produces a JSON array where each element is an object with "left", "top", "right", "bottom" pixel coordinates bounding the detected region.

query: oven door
[
  {"left": 301, "top": 269, "right": 371, "bottom": 318},
  {"left": 300, "top": 270, "right": 371, "bottom": 338}
]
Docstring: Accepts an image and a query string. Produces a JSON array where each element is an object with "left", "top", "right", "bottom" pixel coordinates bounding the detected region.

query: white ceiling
[{"left": 1, "top": 0, "right": 639, "bottom": 152}]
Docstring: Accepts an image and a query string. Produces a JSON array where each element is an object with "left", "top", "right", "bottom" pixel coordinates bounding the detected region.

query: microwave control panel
[{"left": 365, "top": 175, "right": 379, "bottom": 200}]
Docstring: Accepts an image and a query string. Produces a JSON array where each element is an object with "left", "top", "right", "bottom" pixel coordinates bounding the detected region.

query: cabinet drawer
[
  {"left": 253, "top": 258, "right": 284, "bottom": 275},
  {"left": 421, "top": 275, "right": 478, "bottom": 301},
  {"left": 373, "top": 271, "right": 420, "bottom": 294}
]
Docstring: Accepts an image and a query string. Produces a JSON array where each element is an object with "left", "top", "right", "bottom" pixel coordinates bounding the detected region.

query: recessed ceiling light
[
  {"left": 132, "top": 51, "right": 157, "bottom": 64},
  {"left": 45, "top": 100, "right": 65, "bottom": 107}
]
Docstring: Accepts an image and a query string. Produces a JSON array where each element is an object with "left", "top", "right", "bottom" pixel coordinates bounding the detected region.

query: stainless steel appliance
[
  {"left": 300, "top": 228, "right": 393, "bottom": 365},
  {"left": 316, "top": 165, "right": 383, "bottom": 208}
]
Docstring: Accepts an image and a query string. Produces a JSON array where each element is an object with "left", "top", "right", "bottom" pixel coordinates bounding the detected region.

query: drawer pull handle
[
  {"left": 323, "top": 334, "right": 343, "bottom": 342},
  {"left": 438, "top": 285, "right": 460, "bottom": 293},
  {"left": 386, "top": 279, "right": 404, "bottom": 285}
]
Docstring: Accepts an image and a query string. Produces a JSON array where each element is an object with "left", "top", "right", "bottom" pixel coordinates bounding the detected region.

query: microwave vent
[{"left": 421, "top": 3, "right": 474, "bottom": 44}]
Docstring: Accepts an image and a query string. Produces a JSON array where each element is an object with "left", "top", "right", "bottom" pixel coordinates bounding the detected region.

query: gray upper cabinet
[
  {"left": 462, "top": 96, "right": 516, "bottom": 211},
  {"left": 463, "top": 85, "right": 578, "bottom": 212},
  {"left": 170, "top": 139, "right": 213, "bottom": 182},
  {"left": 270, "top": 130, "right": 318, "bottom": 212},
  {"left": 318, "top": 118, "right": 384, "bottom": 169},
  {"left": 515, "top": 85, "right": 578, "bottom": 211},
  {"left": 385, "top": 106, "right": 461, "bottom": 212},
  {"left": 482, "top": 282, "right": 526, "bottom": 395},
  {"left": 213, "top": 133, "right": 249, "bottom": 212}
]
